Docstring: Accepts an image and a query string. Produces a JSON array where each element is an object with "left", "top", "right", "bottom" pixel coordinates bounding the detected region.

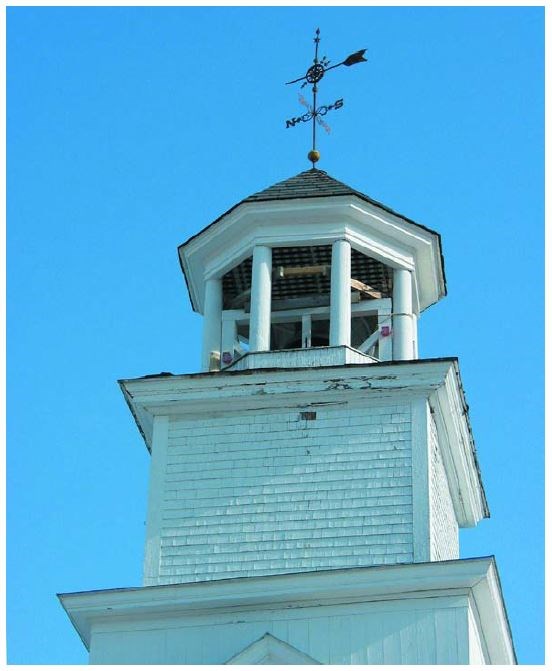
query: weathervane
[{"left": 285, "top": 28, "right": 367, "bottom": 167}]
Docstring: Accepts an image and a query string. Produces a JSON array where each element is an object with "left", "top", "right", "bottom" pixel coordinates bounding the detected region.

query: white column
[
  {"left": 377, "top": 302, "right": 393, "bottom": 361},
  {"left": 302, "top": 314, "right": 312, "bottom": 349},
  {"left": 221, "top": 313, "right": 238, "bottom": 367},
  {"left": 201, "top": 277, "right": 222, "bottom": 371},
  {"left": 330, "top": 239, "right": 351, "bottom": 346},
  {"left": 393, "top": 268, "right": 414, "bottom": 360},
  {"left": 249, "top": 245, "right": 272, "bottom": 352}
]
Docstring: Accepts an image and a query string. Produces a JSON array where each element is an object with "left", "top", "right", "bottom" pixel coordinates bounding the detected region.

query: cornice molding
[{"left": 58, "top": 556, "right": 514, "bottom": 663}]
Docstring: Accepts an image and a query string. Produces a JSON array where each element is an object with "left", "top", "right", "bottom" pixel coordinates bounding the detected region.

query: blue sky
[{"left": 7, "top": 6, "right": 544, "bottom": 664}]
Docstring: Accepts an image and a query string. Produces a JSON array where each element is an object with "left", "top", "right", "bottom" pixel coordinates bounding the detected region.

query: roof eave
[{"left": 58, "top": 556, "right": 515, "bottom": 663}]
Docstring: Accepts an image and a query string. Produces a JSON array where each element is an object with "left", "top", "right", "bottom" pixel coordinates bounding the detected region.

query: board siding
[
  {"left": 88, "top": 597, "right": 469, "bottom": 665},
  {"left": 468, "top": 607, "right": 487, "bottom": 664}
]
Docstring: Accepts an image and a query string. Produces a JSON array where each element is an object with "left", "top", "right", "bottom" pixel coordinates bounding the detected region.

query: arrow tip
[{"left": 343, "top": 49, "right": 367, "bottom": 67}]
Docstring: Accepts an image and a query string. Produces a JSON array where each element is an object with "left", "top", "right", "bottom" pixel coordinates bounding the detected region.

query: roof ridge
[{"left": 244, "top": 167, "right": 357, "bottom": 203}]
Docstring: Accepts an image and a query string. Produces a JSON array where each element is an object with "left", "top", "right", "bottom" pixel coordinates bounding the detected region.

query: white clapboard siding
[
  {"left": 429, "top": 413, "right": 459, "bottom": 560},
  {"left": 153, "top": 402, "right": 413, "bottom": 583}
]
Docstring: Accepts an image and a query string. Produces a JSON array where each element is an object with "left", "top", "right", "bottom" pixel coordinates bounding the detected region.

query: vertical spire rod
[
  {"left": 285, "top": 30, "right": 367, "bottom": 167},
  {"left": 311, "top": 28, "right": 320, "bottom": 167}
]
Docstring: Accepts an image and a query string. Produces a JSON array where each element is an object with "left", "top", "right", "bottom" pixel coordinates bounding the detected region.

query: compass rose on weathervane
[{"left": 285, "top": 28, "right": 367, "bottom": 167}]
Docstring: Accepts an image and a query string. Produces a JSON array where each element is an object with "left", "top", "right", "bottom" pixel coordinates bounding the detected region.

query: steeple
[
  {"left": 59, "top": 164, "right": 515, "bottom": 664},
  {"left": 179, "top": 168, "right": 446, "bottom": 372},
  {"left": 58, "top": 29, "right": 515, "bottom": 664}
]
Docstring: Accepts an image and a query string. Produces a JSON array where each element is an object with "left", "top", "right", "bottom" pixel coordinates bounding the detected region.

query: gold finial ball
[{"left": 308, "top": 149, "right": 320, "bottom": 164}]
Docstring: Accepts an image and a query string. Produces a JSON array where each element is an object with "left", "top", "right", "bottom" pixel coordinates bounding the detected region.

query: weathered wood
[
  {"left": 229, "top": 288, "right": 251, "bottom": 309},
  {"left": 351, "top": 278, "right": 382, "bottom": 299},
  {"left": 272, "top": 294, "right": 329, "bottom": 310},
  {"left": 301, "top": 314, "right": 312, "bottom": 348},
  {"left": 228, "top": 346, "right": 376, "bottom": 371},
  {"left": 358, "top": 328, "right": 381, "bottom": 354},
  {"left": 276, "top": 264, "right": 329, "bottom": 279},
  {"left": 263, "top": 291, "right": 361, "bottom": 313}
]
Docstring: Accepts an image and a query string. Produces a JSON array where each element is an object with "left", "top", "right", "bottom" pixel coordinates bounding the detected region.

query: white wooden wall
[
  {"left": 149, "top": 401, "right": 414, "bottom": 584},
  {"left": 88, "top": 595, "right": 470, "bottom": 664}
]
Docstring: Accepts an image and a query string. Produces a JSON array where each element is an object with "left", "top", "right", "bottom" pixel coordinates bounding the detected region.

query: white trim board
[
  {"left": 179, "top": 196, "right": 444, "bottom": 315},
  {"left": 58, "top": 556, "right": 515, "bottom": 664}
]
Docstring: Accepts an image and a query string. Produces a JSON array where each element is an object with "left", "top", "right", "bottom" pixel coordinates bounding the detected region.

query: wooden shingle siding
[
  {"left": 429, "top": 413, "right": 459, "bottom": 560},
  {"left": 155, "top": 402, "right": 413, "bottom": 582}
]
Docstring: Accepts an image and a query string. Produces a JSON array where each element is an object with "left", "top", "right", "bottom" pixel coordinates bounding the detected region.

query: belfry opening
[{"left": 219, "top": 244, "right": 393, "bottom": 364}]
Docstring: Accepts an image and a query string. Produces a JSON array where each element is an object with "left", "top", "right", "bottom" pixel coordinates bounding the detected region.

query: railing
[{"left": 219, "top": 298, "right": 393, "bottom": 369}]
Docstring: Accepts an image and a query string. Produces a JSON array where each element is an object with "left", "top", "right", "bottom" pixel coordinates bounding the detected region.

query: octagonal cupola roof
[{"left": 178, "top": 168, "right": 446, "bottom": 315}]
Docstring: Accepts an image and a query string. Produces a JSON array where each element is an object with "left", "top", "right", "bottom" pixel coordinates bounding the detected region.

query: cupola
[{"left": 179, "top": 169, "right": 446, "bottom": 372}]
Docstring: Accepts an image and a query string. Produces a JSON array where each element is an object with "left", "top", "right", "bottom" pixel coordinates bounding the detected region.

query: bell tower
[
  {"left": 59, "top": 167, "right": 515, "bottom": 665},
  {"left": 182, "top": 168, "right": 444, "bottom": 374}
]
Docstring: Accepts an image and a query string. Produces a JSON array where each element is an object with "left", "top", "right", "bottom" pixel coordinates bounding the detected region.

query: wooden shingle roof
[
  {"left": 244, "top": 168, "right": 360, "bottom": 202},
  {"left": 182, "top": 168, "right": 441, "bottom": 248},
  {"left": 178, "top": 168, "right": 447, "bottom": 312},
  {"left": 243, "top": 168, "right": 440, "bottom": 239}
]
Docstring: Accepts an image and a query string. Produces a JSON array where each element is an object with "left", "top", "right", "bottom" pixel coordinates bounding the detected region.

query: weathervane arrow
[
  {"left": 286, "top": 47, "right": 367, "bottom": 85},
  {"left": 284, "top": 29, "right": 367, "bottom": 166}
]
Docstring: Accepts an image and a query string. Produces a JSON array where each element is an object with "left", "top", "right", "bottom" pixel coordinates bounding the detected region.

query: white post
[
  {"left": 302, "top": 314, "right": 312, "bottom": 348},
  {"left": 249, "top": 245, "right": 272, "bottom": 352},
  {"left": 330, "top": 239, "right": 351, "bottom": 346},
  {"left": 221, "top": 313, "right": 237, "bottom": 367},
  {"left": 377, "top": 303, "right": 393, "bottom": 361},
  {"left": 393, "top": 268, "right": 414, "bottom": 360},
  {"left": 412, "top": 312, "right": 419, "bottom": 359},
  {"left": 201, "top": 277, "right": 222, "bottom": 372}
]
